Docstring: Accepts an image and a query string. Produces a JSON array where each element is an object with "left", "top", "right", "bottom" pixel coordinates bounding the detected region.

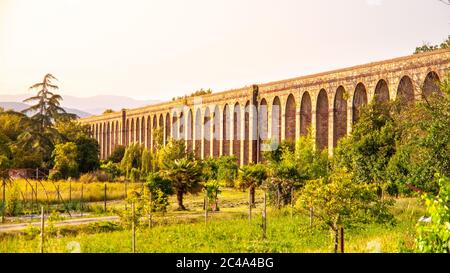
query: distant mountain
[
  {"left": 0, "top": 94, "right": 161, "bottom": 116},
  {"left": 0, "top": 101, "right": 92, "bottom": 118}
]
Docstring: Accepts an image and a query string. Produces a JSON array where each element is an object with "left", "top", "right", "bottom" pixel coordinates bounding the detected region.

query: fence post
[
  {"left": 291, "top": 187, "right": 294, "bottom": 219},
  {"left": 340, "top": 227, "right": 344, "bottom": 253},
  {"left": 204, "top": 191, "right": 208, "bottom": 226},
  {"left": 125, "top": 181, "right": 128, "bottom": 211},
  {"left": 132, "top": 201, "right": 136, "bottom": 253},
  {"left": 104, "top": 183, "right": 107, "bottom": 212},
  {"left": 40, "top": 206, "right": 45, "bottom": 253},
  {"left": 69, "top": 180, "right": 72, "bottom": 203},
  {"left": 148, "top": 190, "right": 152, "bottom": 228},
  {"left": 80, "top": 182, "right": 84, "bottom": 217},
  {"left": 262, "top": 190, "right": 267, "bottom": 239},
  {"left": 248, "top": 189, "right": 252, "bottom": 222},
  {"left": 1, "top": 179, "right": 5, "bottom": 223}
]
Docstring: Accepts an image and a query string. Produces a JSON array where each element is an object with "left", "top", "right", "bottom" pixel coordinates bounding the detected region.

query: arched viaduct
[{"left": 79, "top": 49, "right": 450, "bottom": 165}]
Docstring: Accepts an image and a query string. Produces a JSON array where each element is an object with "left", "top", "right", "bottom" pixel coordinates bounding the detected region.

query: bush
[
  {"left": 79, "top": 172, "right": 96, "bottom": 183},
  {"left": 416, "top": 175, "right": 450, "bottom": 253}
]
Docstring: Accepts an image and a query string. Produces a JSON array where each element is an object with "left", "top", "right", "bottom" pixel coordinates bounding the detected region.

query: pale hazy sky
[{"left": 0, "top": 0, "right": 448, "bottom": 101}]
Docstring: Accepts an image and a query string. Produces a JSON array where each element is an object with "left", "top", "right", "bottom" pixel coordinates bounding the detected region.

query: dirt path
[{"left": 0, "top": 216, "right": 119, "bottom": 233}]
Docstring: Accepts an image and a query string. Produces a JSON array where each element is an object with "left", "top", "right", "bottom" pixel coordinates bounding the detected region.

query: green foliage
[
  {"left": 140, "top": 148, "right": 153, "bottom": 176},
  {"left": 416, "top": 175, "right": 450, "bottom": 253},
  {"left": 5, "top": 182, "right": 23, "bottom": 216},
  {"left": 162, "top": 158, "right": 202, "bottom": 210},
  {"left": 172, "top": 88, "right": 212, "bottom": 101},
  {"left": 333, "top": 102, "right": 397, "bottom": 195},
  {"left": 120, "top": 144, "right": 143, "bottom": 178},
  {"left": 386, "top": 77, "right": 450, "bottom": 194},
  {"left": 129, "top": 167, "right": 141, "bottom": 182},
  {"left": 204, "top": 180, "right": 221, "bottom": 211},
  {"left": 51, "top": 142, "right": 79, "bottom": 179},
  {"left": 100, "top": 161, "right": 122, "bottom": 180},
  {"left": 237, "top": 163, "right": 268, "bottom": 191},
  {"left": 74, "top": 136, "right": 100, "bottom": 173},
  {"left": 157, "top": 139, "right": 187, "bottom": 170},
  {"left": 146, "top": 172, "right": 172, "bottom": 212},
  {"left": 414, "top": 35, "right": 450, "bottom": 54},
  {"left": 297, "top": 169, "right": 394, "bottom": 252},
  {"left": 216, "top": 156, "right": 239, "bottom": 187},
  {"left": 107, "top": 145, "right": 126, "bottom": 163}
]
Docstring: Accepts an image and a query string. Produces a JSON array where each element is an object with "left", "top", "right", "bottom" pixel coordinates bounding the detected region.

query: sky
[{"left": 0, "top": 0, "right": 449, "bottom": 101}]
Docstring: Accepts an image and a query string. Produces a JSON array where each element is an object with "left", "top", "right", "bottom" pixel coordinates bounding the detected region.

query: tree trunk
[
  {"left": 177, "top": 190, "right": 185, "bottom": 210},
  {"left": 334, "top": 229, "right": 339, "bottom": 254}
]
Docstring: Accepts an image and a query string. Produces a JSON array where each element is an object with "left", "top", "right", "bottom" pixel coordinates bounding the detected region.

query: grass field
[{"left": 0, "top": 196, "right": 425, "bottom": 253}]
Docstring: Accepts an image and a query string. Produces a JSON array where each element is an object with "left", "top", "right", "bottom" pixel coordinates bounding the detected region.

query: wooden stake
[
  {"left": 80, "top": 182, "right": 84, "bottom": 217},
  {"left": 40, "top": 206, "right": 45, "bottom": 253},
  {"left": 104, "top": 183, "right": 107, "bottom": 212},
  {"left": 204, "top": 192, "right": 208, "bottom": 226},
  {"left": 262, "top": 190, "right": 267, "bottom": 239},
  {"left": 1, "top": 179, "right": 5, "bottom": 223},
  {"left": 340, "top": 227, "right": 344, "bottom": 253},
  {"left": 248, "top": 189, "right": 252, "bottom": 222},
  {"left": 131, "top": 202, "right": 136, "bottom": 253}
]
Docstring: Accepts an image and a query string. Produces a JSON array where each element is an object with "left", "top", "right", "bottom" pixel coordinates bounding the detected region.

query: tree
[
  {"left": 297, "top": 170, "right": 394, "bottom": 253},
  {"left": 51, "top": 142, "right": 79, "bottom": 180},
  {"left": 387, "top": 76, "right": 450, "bottom": 194},
  {"left": 141, "top": 148, "right": 153, "bottom": 177},
  {"left": 146, "top": 172, "right": 173, "bottom": 212},
  {"left": 216, "top": 156, "right": 239, "bottom": 187},
  {"left": 22, "top": 74, "right": 75, "bottom": 130},
  {"left": 237, "top": 163, "right": 267, "bottom": 206},
  {"left": 75, "top": 136, "right": 100, "bottom": 173},
  {"left": 333, "top": 101, "right": 400, "bottom": 197},
  {"left": 162, "top": 158, "right": 202, "bottom": 210},
  {"left": 416, "top": 175, "right": 450, "bottom": 253},
  {"left": 103, "top": 109, "right": 114, "bottom": 114},
  {"left": 121, "top": 144, "right": 143, "bottom": 178},
  {"left": 414, "top": 35, "right": 450, "bottom": 54},
  {"left": 108, "top": 145, "right": 126, "bottom": 163},
  {"left": 204, "top": 180, "right": 221, "bottom": 211},
  {"left": 156, "top": 139, "right": 187, "bottom": 170}
]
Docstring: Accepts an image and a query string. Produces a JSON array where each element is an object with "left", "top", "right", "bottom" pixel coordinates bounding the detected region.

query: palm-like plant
[
  {"left": 22, "top": 74, "right": 75, "bottom": 130},
  {"left": 162, "top": 158, "right": 202, "bottom": 210}
]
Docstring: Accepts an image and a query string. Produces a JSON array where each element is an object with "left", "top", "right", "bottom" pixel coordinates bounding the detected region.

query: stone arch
[
  {"left": 259, "top": 98, "right": 268, "bottom": 161},
  {"left": 141, "top": 117, "right": 145, "bottom": 144},
  {"left": 374, "top": 79, "right": 390, "bottom": 103},
  {"left": 135, "top": 117, "right": 140, "bottom": 144},
  {"left": 316, "top": 89, "right": 328, "bottom": 150},
  {"left": 158, "top": 114, "right": 163, "bottom": 128},
  {"left": 146, "top": 116, "right": 151, "bottom": 149},
  {"left": 396, "top": 75, "right": 414, "bottom": 105},
  {"left": 353, "top": 83, "right": 368, "bottom": 124},
  {"left": 233, "top": 102, "right": 241, "bottom": 163},
  {"left": 98, "top": 123, "right": 103, "bottom": 158},
  {"left": 422, "top": 71, "right": 441, "bottom": 98},
  {"left": 333, "top": 86, "right": 347, "bottom": 147},
  {"left": 300, "top": 92, "right": 312, "bottom": 136},
  {"left": 195, "top": 108, "right": 202, "bottom": 158},
  {"left": 110, "top": 122, "right": 115, "bottom": 151},
  {"left": 285, "top": 94, "right": 296, "bottom": 141},
  {"left": 213, "top": 106, "right": 220, "bottom": 158},
  {"left": 165, "top": 113, "right": 170, "bottom": 144},
  {"left": 125, "top": 119, "right": 130, "bottom": 145},
  {"left": 172, "top": 111, "right": 178, "bottom": 140},
  {"left": 130, "top": 118, "right": 135, "bottom": 144},
  {"left": 187, "top": 109, "right": 193, "bottom": 153},
  {"left": 107, "top": 122, "right": 111, "bottom": 157},
  {"left": 179, "top": 111, "right": 185, "bottom": 141},
  {"left": 244, "top": 101, "right": 250, "bottom": 165},
  {"left": 115, "top": 121, "right": 119, "bottom": 149},
  {"left": 223, "top": 104, "right": 231, "bottom": 156},
  {"left": 203, "top": 107, "right": 211, "bottom": 158},
  {"left": 271, "top": 96, "right": 281, "bottom": 143}
]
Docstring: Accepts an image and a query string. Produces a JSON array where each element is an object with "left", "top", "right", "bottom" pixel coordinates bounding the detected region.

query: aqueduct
[{"left": 79, "top": 49, "right": 450, "bottom": 165}]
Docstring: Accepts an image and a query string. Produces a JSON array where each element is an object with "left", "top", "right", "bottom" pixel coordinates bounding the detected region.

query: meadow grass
[{"left": 0, "top": 197, "right": 425, "bottom": 253}]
